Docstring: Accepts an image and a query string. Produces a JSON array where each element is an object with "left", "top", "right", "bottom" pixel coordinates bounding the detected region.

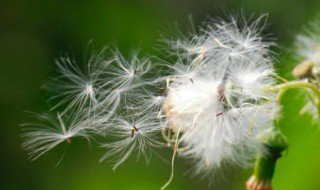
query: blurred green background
[{"left": 1, "top": 0, "right": 320, "bottom": 189}]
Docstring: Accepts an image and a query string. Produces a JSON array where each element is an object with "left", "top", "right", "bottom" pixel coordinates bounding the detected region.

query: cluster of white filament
[
  {"left": 22, "top": 15, "right": 279, "bottom": 177},
  {"left": 164, "top": 15, "right": 278, "bottom": 175}
]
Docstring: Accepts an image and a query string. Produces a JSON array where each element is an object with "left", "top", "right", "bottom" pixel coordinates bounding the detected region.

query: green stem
[
  {"left": 253, "top": 147, "right": 280, "bottom": 181},
  {"left": 247, "top": 127, "right": 287, "bottom": 189},
  {"left": 271, "top": 81, "right": 320, "bottom": 102},
  {"left": 271, "top": 81, "right": 320, "bottom": 118}
]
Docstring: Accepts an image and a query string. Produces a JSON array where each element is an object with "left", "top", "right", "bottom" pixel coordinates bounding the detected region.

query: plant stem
[
  {"left": 246, "top": 127, "right": 287, "bottom": 190},
  {"left": 253, "top": 145, "right": 281, "bottom": 181},
  {"left": 270, "top": 81, "right": 320, "bottom": 118},
  {"left": 271, "top": 81, "right": 320, "bottom": 101}
]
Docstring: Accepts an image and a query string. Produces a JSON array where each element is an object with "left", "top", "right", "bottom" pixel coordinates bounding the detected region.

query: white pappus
[
  {"left": 21, "top": 15, "right": 280, "bottom": 183},
  {"left": 163, "top": 15, "right": 279, "bottom": 175},
  {"left": 21, "top": 112, "right": 95, "bottom": 161}
]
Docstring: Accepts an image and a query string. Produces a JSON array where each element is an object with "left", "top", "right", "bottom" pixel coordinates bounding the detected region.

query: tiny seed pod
[{"left": 292, "top": 60, "right": 313, "bottom": 79}]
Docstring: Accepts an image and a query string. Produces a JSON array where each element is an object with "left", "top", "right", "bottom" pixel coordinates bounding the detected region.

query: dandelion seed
[
  {"left": 100, "top": 116, "right": 163, "bottom": 170},
  {"left": 21, "top": 112, "right": 93, "bottom": 161},
  {"left": 45, "top": 48, "right": 112, "bottom": 114},
  {"left": 101, "top": 51, "right": 154, "bottom": 91}
]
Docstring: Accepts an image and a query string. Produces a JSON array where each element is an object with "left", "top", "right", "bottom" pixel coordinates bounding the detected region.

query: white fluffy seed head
[
  {"left": 164, "top": 74, "right": 277, "bottom": 173},
  {"left": 163, "top": 15, "right": 278, "bottom": 174},
  {"left": 22, "top": 15, "right": 279, "bottom": 177}
]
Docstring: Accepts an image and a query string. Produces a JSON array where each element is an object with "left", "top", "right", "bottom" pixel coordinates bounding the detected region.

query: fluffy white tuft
[
  {"left": 22, "top": 15, "right": 280, "bottom": 177},
  {"left": 100, "top": 115, "right": 163, "bottom": 170},
  {"left": 21, "top": 112, "right": 95, "bottom": 161},
  {"left": 163, "top": 15, "right": 278, "bottom": 174}
]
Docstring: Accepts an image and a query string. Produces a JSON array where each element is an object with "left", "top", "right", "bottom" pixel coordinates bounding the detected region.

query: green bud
[{"left": 246, "top": 127, "right": 287, "bottom": 190}]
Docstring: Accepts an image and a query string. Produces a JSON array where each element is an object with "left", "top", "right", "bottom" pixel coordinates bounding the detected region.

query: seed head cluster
[
  {"left": 22, "top": 15, "right": 279, "bottom": 176},
  {"left": 164, "top": 15, "right": 278, "bottom": 174}
]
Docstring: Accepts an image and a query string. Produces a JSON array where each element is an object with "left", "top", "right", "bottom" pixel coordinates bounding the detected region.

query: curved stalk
[
  {"left": 270, "top": 81, "right": 320, "bottom": 118},
  {"left": 271, "top": 81, "right": 320, "bottom": 101}
]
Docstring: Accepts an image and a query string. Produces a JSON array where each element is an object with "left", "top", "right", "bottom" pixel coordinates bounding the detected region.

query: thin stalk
[
  {"left": 161, "top": 127, "right": 182, "bottom": 190},
  {"left": 271, "top": 81, "right": 320, "bottom": 101},
  {"left": 271, "top": 81, "right": 320, "bottom": 118}
]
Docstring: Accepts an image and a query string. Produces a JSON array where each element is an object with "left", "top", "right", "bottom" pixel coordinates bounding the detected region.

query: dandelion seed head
[
  {"left": 163, "top": 15, "right": 278, "bottom": 175},
  {"left": 22, "top": 14, "right": 280, "bottom": 180}
]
